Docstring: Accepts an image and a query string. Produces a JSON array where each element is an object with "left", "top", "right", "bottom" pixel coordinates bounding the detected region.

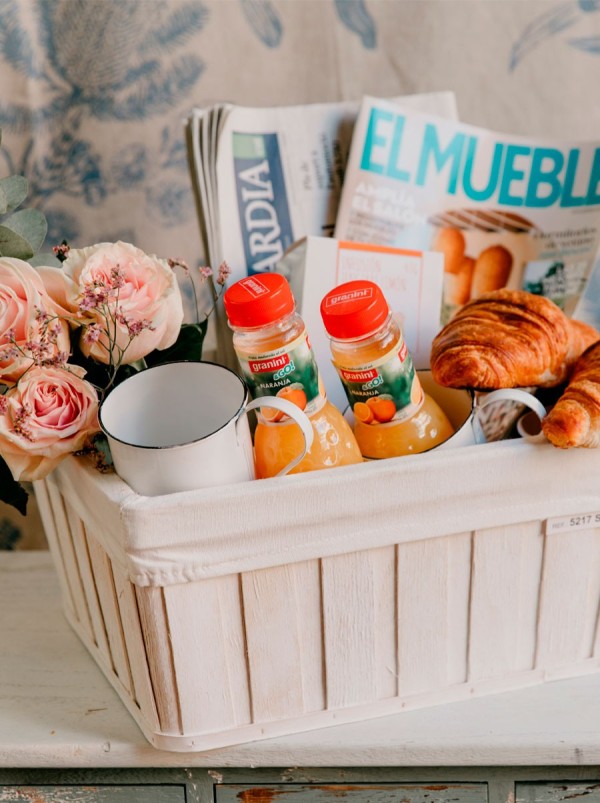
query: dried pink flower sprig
[
  {"left": 0, "top": 242, "right": 230, "bottom": 486},
  {"left": 41, "top": 241, "right": 184, "bottom": 369},
  {"left": 0, "top": 257, "right": 71, "bottom": 385},
  {"left": 167, "top": 257, "right": 231, "bottom": 287},
  {"left": 3, "top": 309, "right": 69, "bottom": 372},
  {"left": 168, "top": 257, "right": 231, "bottom": 321},
  {"left": 209, "top": 261, "right": 232, "bottom": 287}
]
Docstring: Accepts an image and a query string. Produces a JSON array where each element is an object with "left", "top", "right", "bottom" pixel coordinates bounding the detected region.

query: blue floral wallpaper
[
  {"left": 1, "top": 0, "right": 600, "bottom": 547},
  {"left": 0, "top": 0, "right": 210, "bottom": 247},
  {"left": 0, "top": 0, "right": 379, "bottom": 254},
  {"left": 510, "top": 0, "right": 600, "bottom": 68},
  {"left": 1, "top": 0, "right": 599, "bottom": 261}
]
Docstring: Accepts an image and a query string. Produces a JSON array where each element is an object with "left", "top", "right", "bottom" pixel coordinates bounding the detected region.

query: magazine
[
  {"left": 574, "top": 255, "right": 600, "bottom": 329},
  {"left": 185, "top": 92, "right": 458, "bottom": 363},
  {"left": 335, "top": 96, "right": 600, "bottom": 322}
]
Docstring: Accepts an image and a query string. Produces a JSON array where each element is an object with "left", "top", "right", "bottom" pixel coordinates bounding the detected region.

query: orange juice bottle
[
  {"left": 320, "top": 280, "right": 455, "bottom": 459},
  {"left": 223, "top": 273, "right": 363, "bottom": 478}
]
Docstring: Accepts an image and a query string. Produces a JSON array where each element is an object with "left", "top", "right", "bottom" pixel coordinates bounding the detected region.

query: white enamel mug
[
  {"left": 99, "top": 361, "right": 314, "bottom": 496},
  {"left": 419, "top": 371, "right": 547, "bottom": 450}
]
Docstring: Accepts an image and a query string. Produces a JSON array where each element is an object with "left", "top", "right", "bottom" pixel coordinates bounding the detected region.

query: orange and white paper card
[{"left": 276, "top": 236, "right": 443, "bottom": 411}]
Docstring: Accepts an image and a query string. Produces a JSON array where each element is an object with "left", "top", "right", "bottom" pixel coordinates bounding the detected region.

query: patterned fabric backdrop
[{"left": 1, "top": 0, "right": 599, "bottom": 547}]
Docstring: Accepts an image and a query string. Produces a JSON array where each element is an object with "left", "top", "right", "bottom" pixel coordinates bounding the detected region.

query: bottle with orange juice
[
  {"left": 320, "top": 280, "right": 455, "bottom": 459},
  {"left": 223, "top": 273, "right": 363, "bottom": 478}
]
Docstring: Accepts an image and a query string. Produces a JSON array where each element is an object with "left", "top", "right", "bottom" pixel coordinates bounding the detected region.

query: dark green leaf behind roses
[
  {"left": 144, "top": 321, "right": 208, "bottom": 366},
  {"left": 0, "top": 455, "right": 28, "bottom": 515}
]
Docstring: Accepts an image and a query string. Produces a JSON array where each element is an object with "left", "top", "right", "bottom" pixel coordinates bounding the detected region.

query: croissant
[
  {"left": 567, "top": 318, "right": 600, "bottom": 364},
  {"left": 430, "top": 289, "right": 599, "bottom": 390},
  {"left": 542, "top": 341, "right": 600, "bottom": 448}
]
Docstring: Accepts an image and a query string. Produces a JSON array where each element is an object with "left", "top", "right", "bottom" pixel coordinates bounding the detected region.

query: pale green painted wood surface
[
  {"left": 216, "top": 783, "right": 488, "bottom": 803},
  {"left": 516, "top": 783, "right": 600, "bottom": 803},
  {"left": 0, "top": 767, "right": 599, "bottom": 803},
  {"left": 0, "top": 785, "right": 185, "bottom": 802}
]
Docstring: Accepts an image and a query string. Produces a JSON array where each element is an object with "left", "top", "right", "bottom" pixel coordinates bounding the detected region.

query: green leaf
[
  {"left": 0, "top": 224, "right": 33, "bottom": 258},
  {"left": 68, "top": 332, "right": 145, "bottom": 398},
  {"left": 0, "top": 455, "right": 28, "bottom": 515},
  {"left": 69, "top": 331, "right": 113, "bottom": 390},
  {"left": 28, "top": 251, "right": 61, "bottom": 268},
  {"left": 0, "top": 175, "right": 28, "bottom": 214},
  {"left": 144, "top": 321, "right": 208, "bottom": 366},
  {"left": 0, "top": 208, "right": 47, "bottom": 258}
]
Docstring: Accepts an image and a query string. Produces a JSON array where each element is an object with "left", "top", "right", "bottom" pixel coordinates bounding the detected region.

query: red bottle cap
[
  {"left": 224, "top": 273, "right": 295, "bottom": 328},
  {"left": 320, "top": 280, "right": 390, "bottom": 339}
]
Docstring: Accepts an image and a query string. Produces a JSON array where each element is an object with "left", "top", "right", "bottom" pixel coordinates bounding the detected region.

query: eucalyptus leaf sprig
[{"left": 0, "top": 131, "right": 47, "bottom": 261}]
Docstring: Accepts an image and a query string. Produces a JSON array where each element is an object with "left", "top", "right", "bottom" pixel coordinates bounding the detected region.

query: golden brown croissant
[
  {"left": 567, "top": 318, "right": 600, "bottom": 364},
  {"left": 430, "top": 289, "right": 598, "bottom": 390},
  {"left": 542, "top": 341, "right": 600, "bottom": 448}
]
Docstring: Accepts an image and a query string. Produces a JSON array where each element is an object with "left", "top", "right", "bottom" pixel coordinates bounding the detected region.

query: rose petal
[{"left": 0, "top": 365, "right": 99, "bottom": 481}]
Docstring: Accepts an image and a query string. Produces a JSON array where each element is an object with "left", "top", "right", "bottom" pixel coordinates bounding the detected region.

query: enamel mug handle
[
  {"left": 476, "top": 388, "right": 547, "bottom": 443},
  {"left": 245, "top": 396, "right": 315, "bottom": 477}
]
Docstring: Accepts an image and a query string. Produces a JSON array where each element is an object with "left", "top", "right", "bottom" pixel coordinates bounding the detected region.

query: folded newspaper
[
  {"left": 185, "top": 92, "right": 458, "bottom": 363},
  {"left": 335, "top": 96, "right": 600, "bottom": 324}
]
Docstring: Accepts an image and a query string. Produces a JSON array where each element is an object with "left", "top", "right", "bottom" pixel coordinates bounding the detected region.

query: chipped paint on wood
[
  {"left": 220, "top": 783, "right": 488, "bottom": 803},
  {"left": 236, "top": 790, "right": 291, "bottom": 803},
  {"left": 517, "top": 784, "right": 600, "bottom": 803}
]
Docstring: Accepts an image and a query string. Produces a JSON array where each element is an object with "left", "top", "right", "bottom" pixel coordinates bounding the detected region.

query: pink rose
[
  {"left": 39, "top": 241, "right": 184, "bottom": 365},
  {"left": 0, "top": 366, "right": 99, "bottom": 481},
  {"left": 0, "top": 258, "right": 70, "bottom": 385}
]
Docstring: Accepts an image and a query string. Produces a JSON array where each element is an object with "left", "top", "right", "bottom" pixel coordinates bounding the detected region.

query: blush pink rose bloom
[
  {"left": 0, "top": 366, "right": 99, "bottom": 481},
  {"left": 39, "top": 241, "right": 184, "bottom": 364},
  {"left": 0, "top": 258, "right": 70, "bottom": 385}
]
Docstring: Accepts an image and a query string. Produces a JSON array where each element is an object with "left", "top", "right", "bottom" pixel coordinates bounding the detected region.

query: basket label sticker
[{"left": 545, "top": 511, "right": 600, "bottom": 535}]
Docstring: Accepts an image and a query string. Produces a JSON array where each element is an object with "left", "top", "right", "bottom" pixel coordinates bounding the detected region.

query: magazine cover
[{"left": 335, "top": 96, "right": 600, "bottom": 322}]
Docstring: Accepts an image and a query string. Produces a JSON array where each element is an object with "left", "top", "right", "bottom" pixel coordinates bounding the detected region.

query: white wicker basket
[{"left": 35, "top": 439, "right": 600, "bottom": 752}]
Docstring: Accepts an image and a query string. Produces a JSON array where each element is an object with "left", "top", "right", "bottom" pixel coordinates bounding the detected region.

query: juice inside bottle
[
  {"left": 320, "top": 280, "right": 455, "bottom": 459},
  {"left": 253, "top": 392, "right": 361, "bottom": 477},
  {"left": 223, "top": 274, "right": 363, "bottom": 478}
]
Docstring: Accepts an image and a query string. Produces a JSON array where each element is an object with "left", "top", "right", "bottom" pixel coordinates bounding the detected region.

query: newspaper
[
  {"left": 185, "top": 92, "right": 458, "bottom": 363},
  {"left": 335, "top": 96, "right": 600, "bottom": 323}
]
